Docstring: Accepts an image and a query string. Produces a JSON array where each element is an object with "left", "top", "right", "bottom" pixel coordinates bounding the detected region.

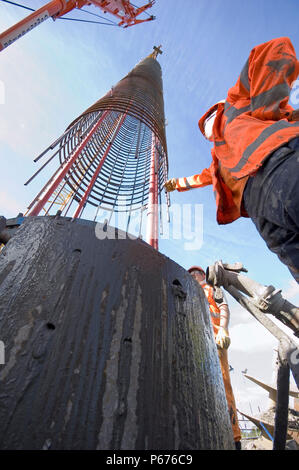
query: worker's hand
[
  {"left": 215, "top": 327, "right": 231, "bottom": 350},
  {"left": 164, "top": 178, "right": 177, "bottom": 192}
]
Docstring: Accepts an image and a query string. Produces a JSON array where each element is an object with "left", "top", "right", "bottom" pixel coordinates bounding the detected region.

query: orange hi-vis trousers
[
  {"left": 201, "top": 283, "right": 241, "bottom": 442},
  {"left": 218, "top": 348, "right": 241, "bottom": 442}
]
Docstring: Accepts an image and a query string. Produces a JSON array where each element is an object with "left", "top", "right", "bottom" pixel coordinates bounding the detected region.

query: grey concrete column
[{"left": 0, "top": 216, "right": 234, "bottom": 450}]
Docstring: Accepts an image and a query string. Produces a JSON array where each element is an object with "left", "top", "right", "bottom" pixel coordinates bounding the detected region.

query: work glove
[
  {"left": 215, "top": 327, "right": 231, "bottom": 350},
  {"left": 164, "top": 178, "right": 177, "bottom": 192}
]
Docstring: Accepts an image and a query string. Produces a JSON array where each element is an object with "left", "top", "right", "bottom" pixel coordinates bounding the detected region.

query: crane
[{"left": 0, "top": 0, "right": 155, "bottom": 51}]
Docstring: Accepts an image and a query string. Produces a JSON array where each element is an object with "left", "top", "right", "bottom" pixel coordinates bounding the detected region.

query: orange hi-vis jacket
[
  {"left": 176, "top": 37, "right": 299, "bottom": 224},
  {"left": 201, "top": 282, "right": 223, "bottom": 337}
]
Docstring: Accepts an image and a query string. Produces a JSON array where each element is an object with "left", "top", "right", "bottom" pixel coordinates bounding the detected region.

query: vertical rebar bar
[{"left": 146, "top": 133, "right": 159, "bottom": 249}]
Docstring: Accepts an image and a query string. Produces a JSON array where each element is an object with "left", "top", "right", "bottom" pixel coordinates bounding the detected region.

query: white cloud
[
  {"left": 235, "top": 384, "right": 268, "bottom": 405},
  {"left": 0, "top": 43, "right": 60, "bottom": 157},
  {"left": 230, "top": 320, "right": 277, "bottom": 353},
  {"left": 234, "top": 384, "right": 270, "bottom": 416},
  {"left": 228, "top": 297, "right": 253, "bottom": 325},
  {"left": 0, "top": 190, "right": 22, "bottom": 217},
  {"left": 282, "top": 279, "right": 299, "bottom": 303}
]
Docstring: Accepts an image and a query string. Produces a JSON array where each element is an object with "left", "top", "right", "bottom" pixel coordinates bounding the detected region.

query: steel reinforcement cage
[{"left": 26, "top": 54, "right": 169, "bottom": 224}]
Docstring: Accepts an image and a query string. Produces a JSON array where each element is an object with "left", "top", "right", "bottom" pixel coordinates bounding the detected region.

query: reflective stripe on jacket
[
  {"left": 177, "top": 37, "right": 299, "bottom": 224},
  {"left": 201, "top": 282, "right": 221, "bottom": 336},
  {"left": 176, "top": 151, "right": 246, "bottom": 224}
]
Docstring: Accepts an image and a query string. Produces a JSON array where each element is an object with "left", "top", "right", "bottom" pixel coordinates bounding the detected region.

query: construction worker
[
  {"left": 188, "top": 265, "right": 242, "bottom": 449},
  {"left": 165, "top": 37, "right": 299, "bottom": 282}
]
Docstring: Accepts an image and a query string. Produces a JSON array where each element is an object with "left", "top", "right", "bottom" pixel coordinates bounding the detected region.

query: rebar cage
[
  {"left": 56, "top": 111, "right": 167, "bottom": 214},
  {"left": 25, "top": 53, "right": 169, "bottom": 242}
]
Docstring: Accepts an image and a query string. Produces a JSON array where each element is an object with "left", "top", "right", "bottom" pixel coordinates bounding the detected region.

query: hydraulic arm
[{"left": 206, "top": 260, "right": 299, "bottom": 450}]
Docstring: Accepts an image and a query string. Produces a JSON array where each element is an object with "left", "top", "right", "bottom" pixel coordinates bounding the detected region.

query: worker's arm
[
  {"left": 164, "top": 166, "right": 213, "bottom": 192},
  {"left": 219, "top": 303, "right": 230, "bottom": 330},
  {"left": 237, "top": 37, "right": 299, "bottom": 121},
  {"left": 215, "top": 290, "right": 231, "bottom": 349}
]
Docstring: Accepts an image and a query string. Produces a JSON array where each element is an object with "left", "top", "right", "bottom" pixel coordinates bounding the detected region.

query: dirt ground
[{"left": 241, "top": 437, "right": 299, "bottom": 450}]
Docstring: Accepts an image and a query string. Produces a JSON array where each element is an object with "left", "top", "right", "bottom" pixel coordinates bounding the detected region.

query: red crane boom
[{"left": 0, "top": 0, "right": 155, "bottom": 51}]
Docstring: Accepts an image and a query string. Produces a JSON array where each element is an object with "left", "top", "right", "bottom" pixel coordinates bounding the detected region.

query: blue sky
[{"left": 1, "top": 0, "right": 299, "bottom": 419}]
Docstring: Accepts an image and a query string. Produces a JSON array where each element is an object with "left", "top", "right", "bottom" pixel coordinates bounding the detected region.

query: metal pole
[
  {"left": 273, "top": 341, "right": 290, "bottom": 450},
  {"left": 28, "top": 111, "right": 109, "bottom": 217},
  {"left": 146, "top": 133, "right": 159, "bottom": 250},
  {"left": 268, "top": 350, "right": 279, "bottom": 410},
  {"left": 154, "top": 136, "right": 159, "bottom": 243}
]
